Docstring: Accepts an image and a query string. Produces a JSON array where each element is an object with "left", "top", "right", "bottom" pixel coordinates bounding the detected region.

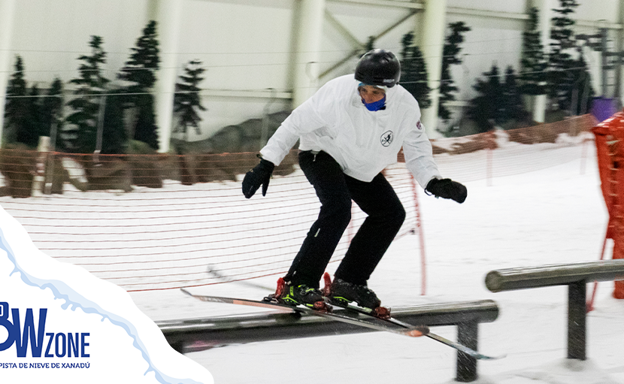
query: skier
[{"left": 242, "top": 49, "right": 467, "bottom": 311}]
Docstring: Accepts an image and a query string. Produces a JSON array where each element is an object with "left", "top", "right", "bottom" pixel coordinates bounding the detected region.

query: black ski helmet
[{"left": 355, "top": 49, "right": 401, "bottom": 88}]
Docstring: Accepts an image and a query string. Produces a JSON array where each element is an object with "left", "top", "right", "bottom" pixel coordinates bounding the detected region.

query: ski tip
[
  {"left": 406, "top": 329, "right": 425, "bottom": 337},
  {"left": 479, "top": 353, "right": 507, "bottom": 360}
]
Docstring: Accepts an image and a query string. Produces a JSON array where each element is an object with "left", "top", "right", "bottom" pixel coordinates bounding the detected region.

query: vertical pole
[
  {"left": 486, "top": 131, "right": 493, "bottom": 187},
  {"left": 580, "top": 130, "right": 588, "bottom": 175},
  {"left": 616, "top": 0, "right": 624, "bottom": 103},
  {"left": 567, "top": 280, "right": 587, "bottom": 360},
  {"left": 417, "top": 0, "right": 447, "bottom": 138},
  {"left": 410, "top": 175, "right": 427, "bottom": 295},
  {"left": 601, "top": 28, "right": 609, "bottom": 98},
  {"left": 486, "top": 145, "right": 492, "bottom": 186},
  {"left": 44, "top": 113, "right": 59, "bottom": 195},
  {"left": 530, "top": 0, "right": 551, "bottom": 123},
  {"left": 292, "top": 0, "right": 325, "bottom": 108},
  {"left": 260, "top": 88, "right": 277, "bottom": 148},
  {"left": 94, "top": 95, "right": 107, "bottom": 163},
  {"left": 533, "top": 96, "right": 547, "bottom": 124},
  {"left": 533, "top": 0, "right": 551, "bottom": 58},
  {"left": 587, "top": 233, "right": 609, "bottom": 312},
  {"left": 456, "top": 322, "right": 478, "bottom": 382},
  {"left": 0, "top": 0, "right": 16, "bottom": 147},
  {"left": 150, "top": 0, "right": 182, "bottom": 153},
  {"left": 32, "top": 136, "right": 51, "bottom": 198}
]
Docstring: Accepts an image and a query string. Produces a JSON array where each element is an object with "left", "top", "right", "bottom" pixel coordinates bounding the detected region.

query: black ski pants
[{"left": 285, "top": 150, "right": 406, "bottom": 288}]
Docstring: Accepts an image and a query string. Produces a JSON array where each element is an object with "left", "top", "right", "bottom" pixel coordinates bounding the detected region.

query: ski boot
[
  {"left": 323, "top": 273, "right": 391, "bottom": 319},
  {"left": 270, "top": 277, "right": 329, "bottom": 311}
]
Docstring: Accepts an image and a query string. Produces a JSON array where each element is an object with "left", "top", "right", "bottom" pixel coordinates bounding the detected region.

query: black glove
[
  {"left": 242, "top": 159, "right": 275, "bottom": 198},
  {"left": 425, "top": 178, "right": 467, "bottom": 204}
]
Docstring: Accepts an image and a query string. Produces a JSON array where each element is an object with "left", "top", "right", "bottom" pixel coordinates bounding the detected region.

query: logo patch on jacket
[
  {"left": 416, "top": 120, "right": 422, "bottom": 130},
  {"left": 380, "top": 131, "right": 394, "bottom": 147}
]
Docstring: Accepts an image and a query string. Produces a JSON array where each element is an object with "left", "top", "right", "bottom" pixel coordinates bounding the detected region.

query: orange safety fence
[{"left": 592, "top": 111, "right": 624, "bottom": 299}]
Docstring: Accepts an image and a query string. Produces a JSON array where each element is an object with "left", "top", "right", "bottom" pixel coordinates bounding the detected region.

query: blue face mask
[{"left": 362, "top": 95, "right": 386, "bottom": 111}]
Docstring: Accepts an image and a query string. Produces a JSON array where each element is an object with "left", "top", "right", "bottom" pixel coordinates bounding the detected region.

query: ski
[
  {"left": 181, "top": 288, "right": 502, "bottom": 360},
  {"left": 180, "top": 288, "right": 426, "bottom": 338},
  {"left": 326, "top": 299, "right": 502, "bottom": 359},
  {"left": 320, "top": 273, "right": 504, "bottom": 360}
]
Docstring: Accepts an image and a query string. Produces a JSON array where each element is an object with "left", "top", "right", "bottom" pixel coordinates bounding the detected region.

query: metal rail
[
  {"left": 158, "top": 299, "right": 498, "bottom": 382},
  {"left": 485, "top": 260, "right": 624, "bottom": 360}
]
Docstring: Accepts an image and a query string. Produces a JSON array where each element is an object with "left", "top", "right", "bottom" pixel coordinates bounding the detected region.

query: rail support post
[
  {"left": 456, "top": 321, "right": 478, "bottom": 382},
  {"left": 568, "top": 280, "right": 587, "bottom": 360}
]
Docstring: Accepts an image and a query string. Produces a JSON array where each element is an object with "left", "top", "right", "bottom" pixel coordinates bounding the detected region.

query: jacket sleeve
[
  {"left": 402, "top": 116, "right": 442, "bottom": 189},
  {"left": 260, "top": 83, "right": 335, "bottom": 166}
]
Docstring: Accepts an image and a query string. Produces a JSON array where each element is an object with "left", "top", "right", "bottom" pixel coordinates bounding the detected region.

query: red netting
[{"left": 0, "top": 115, "right": 596, "bottom": 292}]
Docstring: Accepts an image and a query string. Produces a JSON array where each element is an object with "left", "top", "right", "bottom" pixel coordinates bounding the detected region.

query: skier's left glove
[
  {"left": 425, "top": 178, "right": 467, "bottom": 204},
  {"left": 242, "top": 158, "right": 275, "bottom": 198}
]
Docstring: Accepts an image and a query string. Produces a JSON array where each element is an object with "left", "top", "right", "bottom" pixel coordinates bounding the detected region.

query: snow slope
[{"left": 129, "top": 142, "right": 624, "bottom": 383}]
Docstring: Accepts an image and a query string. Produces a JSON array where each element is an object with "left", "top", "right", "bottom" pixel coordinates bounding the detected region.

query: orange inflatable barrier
[{"left": 592, "top": 110, "right": 624, "bottom": 299}]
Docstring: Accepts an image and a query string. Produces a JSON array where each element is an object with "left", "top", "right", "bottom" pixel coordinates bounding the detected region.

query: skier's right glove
[
  {"left": 425, "top": 178, "right": 467, "bottom": 204},
  {"left": 242, "top": 158, "right": 275, "bottom": 198}
]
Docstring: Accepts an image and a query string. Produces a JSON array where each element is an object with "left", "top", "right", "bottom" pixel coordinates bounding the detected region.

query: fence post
[
  {"left": 568, "top": 280, "right": 587, "bottom": 360},
  {"left": 486, "top": 131, "right": 494, "bottom": 186},
  {"left": 580, "top": 135, "right": 588, "bottom": 175},
  {"left": 456, "top": 321, "right": 479, "bottom": 382},
  {"left": 31, "top": 136, "right": 50, "bottom": 197}
]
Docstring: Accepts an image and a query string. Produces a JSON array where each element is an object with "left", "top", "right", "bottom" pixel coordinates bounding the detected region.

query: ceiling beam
[
  {"left": 327, "top": 0, "right": 622, "bottom": 29},
  {"left": 320, "top": 9, "right": 417, "bottom": 78},
  {"left": 325, "top": 9, "right": 364, "bottom": 50},
  {"left": 327, "top": 0, "right": 424, "bottom": 10}
]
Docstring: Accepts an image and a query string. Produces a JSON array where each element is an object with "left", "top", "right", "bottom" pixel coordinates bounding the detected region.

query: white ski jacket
[{"left": 260, "top": 75, "right": 441, "bottom": 188}]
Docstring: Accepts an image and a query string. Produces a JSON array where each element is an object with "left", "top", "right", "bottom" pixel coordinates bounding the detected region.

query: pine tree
[
  {"left": 40, "top": 78, "right": 64, "bottom": 150},
  {"left": 118, "top": 20, "right": 160, "bottom": 150},
  {"left": 502, "top": 66, "right": 529, "bottom": 123},
  {"left": 173, "top": 60, "right": 206, "bottom": 141},
  {"left": 5, "top": 60, "right": 64, "bottom": 149},
  {"left": 365, "top": 36, "right": 375, "bottom": 52},
  {"left": 519, "top": 7, "right": 548, "bottom": 96},
  {"left": 439, "top": 22, "right": 471, "bottom": 121},
  {"left": 399, "top": 32, "right": 431, "bottom": 109},
  {"left": 467, "top": 64, "right": 504, "bottom": 133},
  {"left": 548, "top": 0, "right": 580, "bottom": 111},
  {"left": 568, "top": 54, "right": 595, "bottom": 115},
  {"left": 133, "top": 94, "right": 159, "bottom": 150},
  {"left": 19, "top": 84, "right": 43, "bottom": 147},
  {"left": 65, "top": 35, "right": 110, "bottom": 153},
  {"left": 100, "top": 90, "right": 128, "bottom": 154},
  {"left": 4, "top": 56, "right": 29, "bottom": 145},
  {"left": 119, "top": 20, "right": 160, "bottom": 91}
]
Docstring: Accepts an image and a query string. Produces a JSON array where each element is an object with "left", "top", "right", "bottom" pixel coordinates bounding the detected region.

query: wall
[{"left": 3, "top": 0, "right": 622, "bottom": 145}]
